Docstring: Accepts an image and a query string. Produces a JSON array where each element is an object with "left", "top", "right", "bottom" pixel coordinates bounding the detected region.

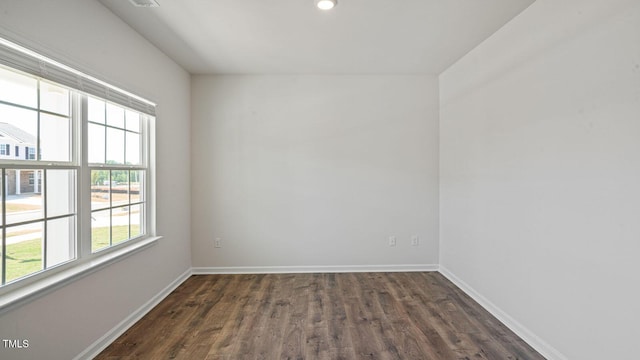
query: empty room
[{"left": 0, "top": 0, "right": 638, "bottom": 359}]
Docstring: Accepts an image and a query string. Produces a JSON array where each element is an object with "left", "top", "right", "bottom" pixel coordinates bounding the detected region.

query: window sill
[{"left": 0, "top": 236, "right": 161, "bottom": 315}]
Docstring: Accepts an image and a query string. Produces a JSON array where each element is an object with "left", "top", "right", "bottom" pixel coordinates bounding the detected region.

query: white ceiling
[{"left": 99, "top": 0, "right": 535, "bottom": 75}]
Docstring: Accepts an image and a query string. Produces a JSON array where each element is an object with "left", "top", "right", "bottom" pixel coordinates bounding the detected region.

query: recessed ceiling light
[
  {"left": 128, "top": 0, "right": 160, "bottom": 7},
  {"left": 315, "top": 0, "right": 337, "bottom": 10}
]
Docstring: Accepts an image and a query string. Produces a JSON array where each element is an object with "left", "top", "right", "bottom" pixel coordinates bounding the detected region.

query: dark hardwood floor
[{"left": 96, "top": 272, "right": 545, "bottom": 359}]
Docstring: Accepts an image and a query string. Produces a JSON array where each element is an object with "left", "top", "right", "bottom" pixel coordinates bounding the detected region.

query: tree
[{"left": 91, "top": 170, "right": 109, "bottom": 185}]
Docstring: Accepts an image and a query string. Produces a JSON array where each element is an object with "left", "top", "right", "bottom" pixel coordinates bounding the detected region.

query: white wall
[
  {"left": 192, "top": 75, "right": 439, "bottom": 270},
  {"left": 0, "top": 1, "right": 191, "bottom": 359},
  {"left": 439, "top": 0, "right": 640, "bottom": 359}
]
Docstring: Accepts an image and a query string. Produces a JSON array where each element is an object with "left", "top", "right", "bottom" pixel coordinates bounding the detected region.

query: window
[
  {"left": 0, "top": 37, "right": 156, "bottom": 297},
  {"left": 0, "top": 68, "right": 76, "bottom": 284},
  {"left": 88, "top": 98, "right": 146, "bottom": 252},
  {"left": 27, "top": 171, "right": 43, "bottom": 188},
  {"left": 26, "top": 147, "right": 36, "bottom": 160}
]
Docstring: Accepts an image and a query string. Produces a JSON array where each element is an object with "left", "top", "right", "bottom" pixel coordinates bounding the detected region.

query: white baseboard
[
  {"left": 192, "top": 264, "right": 438, "bottom": 274},
  {"left": 438, "top": 266, "right": 567, "bottom": 360},
  {"left": 74, "top": 268, "right": 192, "bottom": 360}
]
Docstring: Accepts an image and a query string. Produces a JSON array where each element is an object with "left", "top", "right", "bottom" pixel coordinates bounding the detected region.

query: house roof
[{"left": 0, "top": 123, "right": 36, "bottom": 144}]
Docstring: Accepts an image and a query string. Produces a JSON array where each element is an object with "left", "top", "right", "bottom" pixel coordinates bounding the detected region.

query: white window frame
[
  {"left": 85, "top": 96, "right": 151, "bottom": 254},
  {"left": 0, "top": 37, "right": 159, "bottom": 313}
]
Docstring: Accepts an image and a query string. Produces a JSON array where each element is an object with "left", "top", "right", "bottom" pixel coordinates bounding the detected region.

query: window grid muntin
[
  {"left": 0, "top": 68, "right": 72, "bottom": 166},
  {"left": 87, "top": 96, "right": 143, "bottom": 168},
  {"left": 0, "top": 166, "right": 78, "bottom": 285},
  {"left": 89, "top": 168, "right": 146, "bottom": 253},
  {"left": 0, "top": 98, "right": 70, "bottom": 119}
]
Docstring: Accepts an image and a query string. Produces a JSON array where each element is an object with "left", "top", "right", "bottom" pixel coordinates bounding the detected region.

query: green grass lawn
[
  {"left": 4, "top": 225, "right": 140, "bottom": 282},
  {"left": 5, "top": 239, "right": 42, "bottom": 282},
  {"left": 92, "top": 225, "right": 141, "bottom": 251}
]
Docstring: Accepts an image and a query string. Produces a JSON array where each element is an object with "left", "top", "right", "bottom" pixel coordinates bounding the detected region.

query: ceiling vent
[{"left": 128, "top": 0, "right": 160, "bottom": 7}]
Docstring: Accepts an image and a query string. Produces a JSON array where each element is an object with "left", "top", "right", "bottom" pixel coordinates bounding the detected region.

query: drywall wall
[
  {"left": 0, "top": 1, "right": 191, "bottom": 359},
  {"left": 439, "top": 0, "right": 640, "bottom": 359},
  {"left": 192, "top": 75, "right": 439, "bottom": 270}
]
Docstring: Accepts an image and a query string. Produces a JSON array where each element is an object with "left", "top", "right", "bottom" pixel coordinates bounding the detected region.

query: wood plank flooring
[{"left": 96, "top": 272, "right": 545, "bottom": 359}]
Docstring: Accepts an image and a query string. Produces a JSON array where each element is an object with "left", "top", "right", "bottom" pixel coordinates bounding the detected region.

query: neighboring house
[
  {"left": 0, "top": 122, "right": 41, "bottom": 195},
  {"left": 0, "top": 122, "right": 37, "bottom": 161}
]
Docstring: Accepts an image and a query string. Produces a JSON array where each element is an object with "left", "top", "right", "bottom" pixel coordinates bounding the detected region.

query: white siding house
[{"left": 0, "top": 122, "right": 41, "bottom": 194}]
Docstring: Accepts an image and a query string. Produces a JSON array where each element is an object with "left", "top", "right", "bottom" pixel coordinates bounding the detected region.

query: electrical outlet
[
  {"left": 388, "top": 236, "right": 397, "bottom": 247},
  {"left": 214, "top": 238, "right": 222, "bottom": 248},
  {"left": 411, "top": 235, "right": 419, "bottom": 246}
]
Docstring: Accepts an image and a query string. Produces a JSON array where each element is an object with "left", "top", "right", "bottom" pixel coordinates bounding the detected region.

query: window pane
[
  {"left": 91, "top": 209, "right": 110, "bottom": 252},
  {"left": 46, "top": 216, "right": 75, "bottom": 267},
  {"left": 125, "top": 110, "right": 140, "bottom": 132},
  {"left": 111, "top": 170, "right": 129, "bottom": 207},
  {"left": 40, "top": 113, "right": 71, "bottom": 162},
  {"left": 0, "top": 105, "right": 38, "bottom": 161},
  {"left": 0, "top": 67, "right": 37, "bottom": 108},
  {"left": 6, "top": 169, "right": 43, "bottom": 224},
  {"left": 130, "top": 204, "right": 142, "bottom": 238},
  {"left": 40, "top": 82, "right": 70, "bottom": 116},
  {"left": 112, "top": 206, "right": 130, "bottom": 245},
  {"left": 106, "top": 127, "right": 124, "bottom": 164},
  {"left": 91, "top": 170, "right": 110, "bottom": 210},
  {"left": 46, "top": 169, "right": 75, "bottom": 217},
  {"left": 6, "top": 222, "right": 43, "bottom": 283},
  {"left": 130, "top": 170, "right": 144, "bottom": 203},
  {"left": 125, "top": 132, "right": 141, "bottom": 165},
  {"left": 106, "top": 103, "right": 125, "bottom": 128},
  {"left": 88, "top": 96, "right": 105, "bottom": 124},
  {"left": 88, "top": 123, "right": 105, "bottom": 164}
]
